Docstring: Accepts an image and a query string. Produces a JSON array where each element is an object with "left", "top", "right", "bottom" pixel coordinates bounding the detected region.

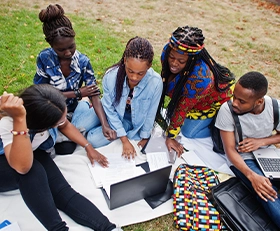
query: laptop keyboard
[{"left": 258, "top": 158, "right": 280, "bottom": 172}]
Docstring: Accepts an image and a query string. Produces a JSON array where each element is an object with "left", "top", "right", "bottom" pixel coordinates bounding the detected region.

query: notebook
[
  {"left": 252, "top": 148, "right": 280, "bottom": 179},
  {"left": 101, "top": 165, "right": 172, "bottom": 210}
]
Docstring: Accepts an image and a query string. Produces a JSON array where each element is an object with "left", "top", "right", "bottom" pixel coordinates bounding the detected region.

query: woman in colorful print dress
[{"left": 156, "top": 25, "right": 235, "bottom": 155}]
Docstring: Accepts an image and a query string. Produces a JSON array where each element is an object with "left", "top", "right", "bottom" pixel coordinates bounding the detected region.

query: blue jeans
[
  {"left": 71, "top": 101, "right": 108, "bottom": 148},
  {"left": 231, "top": 159, "right": 280, "bottom": 228},
  {"left": 71, "top": 101, "right": 101, "bottom": 132},
  {"left": 87, "top": 110, "right": 134, "bottom": 148},
  {"left": 54, "top": 101, "right": 96, "bottom": 155},
  {"left": 0, "top": 150, "right": 116, "bottom": 231},
  {"left": 181, "top": 118, "right": 212, "bottom": 138}
]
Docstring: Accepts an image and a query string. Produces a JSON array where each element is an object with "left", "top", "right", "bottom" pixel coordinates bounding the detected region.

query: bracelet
[
  {"left": 11, "top": 129, "right": 30, "bottom": 136},
  {"left": 74, "top": 88, "right": 82, "bottom": 100},
  {"left": 84, "top": 143, "right": 91, "bottom": 149}
]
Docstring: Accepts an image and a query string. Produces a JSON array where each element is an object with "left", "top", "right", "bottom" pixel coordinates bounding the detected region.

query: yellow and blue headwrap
[{"left": 169, "top": 35, "right": 204, "bottom": 56}]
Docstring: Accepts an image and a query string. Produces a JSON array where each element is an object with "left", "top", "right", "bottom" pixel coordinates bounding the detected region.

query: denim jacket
[{"left": 101, "top": 67, "right": 163, "bottom": 140}]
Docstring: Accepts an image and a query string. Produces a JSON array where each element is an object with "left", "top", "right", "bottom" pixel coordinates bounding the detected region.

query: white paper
[
  {"left": 1, "top": 222, "right": 21, "bottom": 231},
  {"left": 181, "top": 150, "right": 206, "bottom": 166},
  {"left": 88, "top": 152, "right": 136, "bottom": 188},
  {"left": 146, "top": 152, "right": 170, "bottom": 171},
  {"left": 103, "top": 166, "right": 146, "bottom": 198}
]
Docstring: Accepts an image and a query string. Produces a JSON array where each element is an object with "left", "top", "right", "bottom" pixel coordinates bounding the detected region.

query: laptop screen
[{"left": 102, "top": 165, "right": 172, "bottom": 210}]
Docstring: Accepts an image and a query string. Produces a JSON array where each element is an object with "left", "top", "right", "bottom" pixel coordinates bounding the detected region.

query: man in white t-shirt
[{"left": 215, "top": 71, "right": 280, "bottom": 228}]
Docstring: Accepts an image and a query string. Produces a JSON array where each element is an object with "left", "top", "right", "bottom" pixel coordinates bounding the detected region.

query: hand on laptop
[
  {"left": 248, "top": 172, "right": 278, "bottom": 202},
  {"left": 165, "top": 137, "right": 184, "bottom": 157}
]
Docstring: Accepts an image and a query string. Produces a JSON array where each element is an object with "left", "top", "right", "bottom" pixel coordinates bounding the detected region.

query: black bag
[
  {"left": 208, "top": 177, "right": 278, "bottom": 231},
  {"left": 210, "top": 100, "right": 242, "bottom": 154}
]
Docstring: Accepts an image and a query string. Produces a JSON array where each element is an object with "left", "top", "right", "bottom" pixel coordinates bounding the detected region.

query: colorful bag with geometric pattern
[{"left": 173, "top": 164, "right": 226, "bottom": 231}]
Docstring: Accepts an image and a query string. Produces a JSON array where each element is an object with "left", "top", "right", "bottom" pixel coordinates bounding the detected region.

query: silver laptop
[{"left": 253, "top": 148, "right": 280, "bottom": 179}]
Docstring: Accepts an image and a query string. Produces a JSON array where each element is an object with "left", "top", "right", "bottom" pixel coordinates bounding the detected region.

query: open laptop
[
  {"left": 101, "top": 165, "right": 172, "bottom": 210},
  {"left": 253, "top": 148, "right": 280, "bottom": 179},
  {"left": 142, "top": 136, "right": 180, "bottom": 164}
]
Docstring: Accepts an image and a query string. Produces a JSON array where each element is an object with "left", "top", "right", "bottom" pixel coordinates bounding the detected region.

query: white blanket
[
  {"left": 0, "top": 131, "right": 233, "bottom": 230},
  {"left": 0, "top": 140, "right": 173, "bottom": 231}
]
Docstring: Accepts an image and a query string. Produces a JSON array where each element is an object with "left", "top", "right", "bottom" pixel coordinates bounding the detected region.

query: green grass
[
  {"left": 0, "top": 8, "right": 119, "bottom": 93},
  {"left": 0, "top": 7, "right": 161, "bottom": 94}
]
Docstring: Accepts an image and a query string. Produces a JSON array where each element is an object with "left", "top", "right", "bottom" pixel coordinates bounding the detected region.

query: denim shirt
[
  {"left": 0, "top": 128, "right": 58, "bottom": 155},
  {"left": 34, "top": 48, "right": 98, "bottom": 110},
  {"left": 101, "top": 67, "right": 163, "bottom": 140}
]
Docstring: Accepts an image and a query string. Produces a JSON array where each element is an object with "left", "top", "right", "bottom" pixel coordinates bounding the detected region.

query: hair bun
[{"left": 39, "top": 4, "right": 65, "bottom": 23}]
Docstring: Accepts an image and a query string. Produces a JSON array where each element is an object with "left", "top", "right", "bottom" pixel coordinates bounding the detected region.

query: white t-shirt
[
  {"left": 0, "top": 116, "right": 49, "bottom": 152},
  {"left": 215, "top": 96, "right": 280, "bottom": 163}
]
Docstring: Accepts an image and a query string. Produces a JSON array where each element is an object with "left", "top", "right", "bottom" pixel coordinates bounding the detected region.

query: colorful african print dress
[{"left": 161, "top": 45, "right": 234, "bottom": 138}]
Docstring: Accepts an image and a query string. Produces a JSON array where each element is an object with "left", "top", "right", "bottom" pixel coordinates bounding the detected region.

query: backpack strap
[
  {"left": 226, "top": 98, "right": 279, "bottom": 143},
  {"left": 227, "top": 100, "right": 243, "bottom": 142},
  {"left": 271, "top": 97, "right": 279, "bottom": 130}
]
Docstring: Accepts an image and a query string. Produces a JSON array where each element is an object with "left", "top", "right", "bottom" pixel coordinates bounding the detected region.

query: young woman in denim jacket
[
  {"left": 0, "top": 84, "right": 122, "bottom": 231},
  {"left": 80, "top": 37, "right": 163, "bottom": 158}
]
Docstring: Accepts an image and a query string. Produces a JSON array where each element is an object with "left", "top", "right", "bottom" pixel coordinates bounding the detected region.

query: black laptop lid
[{"left": 102, "top": 165, "right": 172, "bottom": 210}]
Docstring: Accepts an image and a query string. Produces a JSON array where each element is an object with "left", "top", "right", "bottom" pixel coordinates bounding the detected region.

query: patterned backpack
[{"left": 173, "top": 164, "right": 225, "bottom": 230}]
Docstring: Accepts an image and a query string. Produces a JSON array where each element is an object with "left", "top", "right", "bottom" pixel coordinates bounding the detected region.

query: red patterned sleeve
[{"left": 166, "top": 96, "right": 198, "bottom": 138}]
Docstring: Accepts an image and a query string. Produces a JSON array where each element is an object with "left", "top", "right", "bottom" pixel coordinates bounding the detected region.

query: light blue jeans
[
  {"left": 86, "top": 110, "right": 134, "bottom": 148},
  {"left": 72, "top": 101, "right": 134, "bottom": 148},
  {"left": 71, "top": 101, "right": 100, "bottom": 132},
  {"left": 181, "top": 118, "right": 212, "bottom": 138},
  {"left": 231, "top": 159, "right": 280, "bottom": 228}
]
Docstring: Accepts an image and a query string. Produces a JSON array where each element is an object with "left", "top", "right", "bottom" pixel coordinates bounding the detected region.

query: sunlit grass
[{"left": 0, "top": 8, "right": 127, "bottom": 94}]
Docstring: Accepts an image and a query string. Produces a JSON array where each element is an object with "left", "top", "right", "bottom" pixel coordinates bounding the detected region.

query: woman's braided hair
[
  {"left": 39, "top": 4, "right": 75, "bottom": 44},
  {"left": 157, "top": 26, "right": 235, "bottom": 126},
  {"left": 106, "top": 36, "right": 154, "bottom": 105}
]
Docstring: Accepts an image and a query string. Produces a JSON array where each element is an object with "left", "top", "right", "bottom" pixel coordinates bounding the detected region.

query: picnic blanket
[
  {"left": 0, "top": 128, "right": 233, "bottom": 230},
  {"left": 0, "top": 140, "right": 174, "bottom": 231}
]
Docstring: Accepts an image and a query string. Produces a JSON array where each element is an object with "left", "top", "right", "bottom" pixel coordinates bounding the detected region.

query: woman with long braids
[
  {"left": 0, "top": 84, "right": 122, "bottom": 231},
  {"left": 157, "top": 25, "right": 235, "bottom": 155},
  {"left": 34, "top": 4, "right": 116, "bottom": 154},
  {"left": 83, "top": 37, "right": 162, "bottom": 158}
]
